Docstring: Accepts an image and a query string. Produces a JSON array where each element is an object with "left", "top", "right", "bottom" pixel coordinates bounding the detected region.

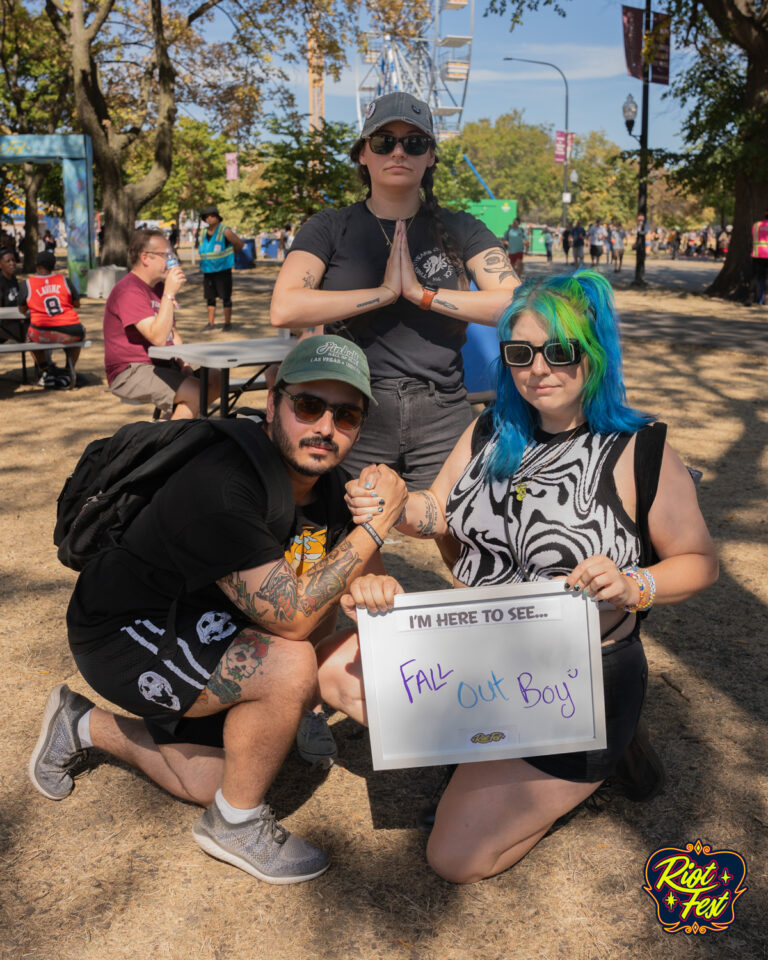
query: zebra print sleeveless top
[{"left": 446, "top": 423, "right": 640, "bottom": 586}]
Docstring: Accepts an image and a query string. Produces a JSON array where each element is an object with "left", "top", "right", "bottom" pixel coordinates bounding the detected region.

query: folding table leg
[{"left": 198, "top": 366, "right": 209, "bottom": 418}]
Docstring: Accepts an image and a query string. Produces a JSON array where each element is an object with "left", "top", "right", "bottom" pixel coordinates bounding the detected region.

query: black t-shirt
[
  {"left": 67, "top": 438, "right": 352, "bottom": 646},
  {"left": 290, "top": 201, "right": 503, "bottom": 390},
  {"left": 0, "top": 273, "right": 19, "bottom": 307}
]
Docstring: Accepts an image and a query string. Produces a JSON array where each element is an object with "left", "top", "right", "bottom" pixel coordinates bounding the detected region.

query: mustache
[{"left": 299, "top": 435, "right": 338, "bottom": 454}]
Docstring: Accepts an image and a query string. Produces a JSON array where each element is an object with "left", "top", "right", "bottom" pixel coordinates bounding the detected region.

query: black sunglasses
[
  {"left": 365, "top": 133, "right": 434, "bottom": 156},
  {"left": 500, "top": 339, "right": 583, "bottom": 367},
  {"left": 278, "top": 389, "right": 365, "bottom": 431}
]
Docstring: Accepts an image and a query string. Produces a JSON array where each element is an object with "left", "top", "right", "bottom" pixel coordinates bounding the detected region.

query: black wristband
[{"left": 361, "top": 522, "right": 384, "bottom": 549}]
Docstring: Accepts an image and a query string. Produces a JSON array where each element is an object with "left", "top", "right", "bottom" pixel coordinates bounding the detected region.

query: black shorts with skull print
[{"left": 71, "top": 603, "right": 250, "bottom": 746}]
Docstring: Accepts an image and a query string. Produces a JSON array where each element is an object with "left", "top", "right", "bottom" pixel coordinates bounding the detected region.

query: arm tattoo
[
  {"left": 219, "top": 540, "right": 361, "bottom": 627},
  {"left": 206, "top": 630, "right": 273, "bottom": 705},
  {"left": 481, "top": 248, "right": 517, "bottom": 284},
  {"left": 434, "top": 297, "right": 459, "bottom": 311},
  {"left": 298, "top": 539, "right": 360, "bottom": 615},
  {"left": 302, "top": 272, "right": 317, "bottom": 289},
  {"left": 413, "top": 491, "right": 440, "bottom": 537},
  {"left": 219, "top": 562, "right": 298, "bottom": 623},
  {"left": 356, "top": 297, "right": 381, "bottom": 309}
]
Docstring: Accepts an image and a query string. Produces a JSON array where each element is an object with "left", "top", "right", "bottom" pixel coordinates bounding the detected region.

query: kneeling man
[{"left": 29, "top": 335, "right": 406, "bottom": 884}]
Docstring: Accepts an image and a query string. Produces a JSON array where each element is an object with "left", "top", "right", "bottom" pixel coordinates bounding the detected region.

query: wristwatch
[{"left": 419, "top": 284, "right": 438, "bottom": 310}]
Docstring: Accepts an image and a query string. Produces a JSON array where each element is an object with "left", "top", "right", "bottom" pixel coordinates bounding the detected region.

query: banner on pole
[
  {"left": 650, "top": 12, "right": 671, "bottom": 85},
  {"left": 622, "top": 5, "right": 644, "bottom": 80},
  {"left": 225, "top": 152, "right": 239, "bottom": 181},
  {"left": 554, "top": 131, "right": 574, "bottom": 163}
]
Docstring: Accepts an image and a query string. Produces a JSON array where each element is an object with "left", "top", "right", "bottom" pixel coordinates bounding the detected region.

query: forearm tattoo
[
  {"left": 434, "top": 298, "right": 459, "bottom": 311},
  {"left": 206, "top": 630, "right": 273, "bottom": 705},
  {"left": 481, "top": 248, "right": 517, "bottom": 284},
  {"left": 219, "top": 563, "right": 297, "bottom": 623},
  {"left": 298, "top": 539, "right": 361, "bottom": 615},
  {"left": 302, "top": 272, "right": 317, "bottom": 289},
  {"left": 356, "top": 297, "right": 381, "bottom": 308},
  {"left": 219, "top": 541, "right": 361, "bottom": 628},
  {"left": 413, "top": 491, "right": 440, "bottom": 537}
]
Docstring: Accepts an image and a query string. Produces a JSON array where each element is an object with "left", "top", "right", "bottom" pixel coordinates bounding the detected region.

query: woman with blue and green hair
[{"left": 326, "top": 269, "right": 718, "bottom": 883}]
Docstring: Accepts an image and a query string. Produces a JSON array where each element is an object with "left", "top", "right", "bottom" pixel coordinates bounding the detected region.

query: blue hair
[{"left": 486, "top": 270, "right": 653, "bottom": 482}]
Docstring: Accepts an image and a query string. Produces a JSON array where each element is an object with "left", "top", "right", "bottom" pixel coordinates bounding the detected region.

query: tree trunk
[
  {"left": 706, "top": 41, "right": 768, "bottom": 301},
  {"left": 50, "top": 0, "right": 177, "bottom": 266},
  {"left": 100, "top": 157, "right": 136, "bottom": 267},
  {"left": 22, "top": 163, "right": 44, "bottom": 273},
  {"left": 706, "top": 171, "right": 760, "bottom": 300}
]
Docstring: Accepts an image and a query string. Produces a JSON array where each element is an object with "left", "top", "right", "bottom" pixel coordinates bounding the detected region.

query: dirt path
[{"left": 1, "top": 268, "right": 765, "bottom": 959}]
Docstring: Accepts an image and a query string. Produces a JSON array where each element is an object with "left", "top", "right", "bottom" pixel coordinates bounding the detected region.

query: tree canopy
[{"left": 238, "top": 113, "right": 359, "bottom": 230}]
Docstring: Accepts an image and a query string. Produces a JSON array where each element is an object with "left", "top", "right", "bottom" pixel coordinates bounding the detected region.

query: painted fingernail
[
  {"left": 366, "top": 513, "right": 373, "bottom": 520},
  {"left": 378, "top": 498, "right": 385, "bottom": 505},
  {"left": 563, "top": 583, "right": 572, "bottom": 591},
  {"left": 573, "top": 585, "right": 582, "bottom": 593},
  {"left": 364, "top": 481, "right": 373, "bottom": 489},
  {"left": 377, "top": 506, "right": 383, "bottom": 513}
]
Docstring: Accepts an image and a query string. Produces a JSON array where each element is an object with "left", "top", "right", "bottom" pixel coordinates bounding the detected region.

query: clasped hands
[
  {"left": 379, "top": 219, "right": 427, "bottom": 306},
  {"left": 341, "top": 464, "right": 406, "bottom": 620}
]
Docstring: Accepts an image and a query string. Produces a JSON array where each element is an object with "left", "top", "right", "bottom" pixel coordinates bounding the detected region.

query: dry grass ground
[{"left": 0, "top": 262, "right": 765, "bottom": 959}]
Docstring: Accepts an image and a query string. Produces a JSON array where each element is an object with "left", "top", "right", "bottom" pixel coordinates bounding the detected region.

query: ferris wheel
[{"left": 355, "top": 0, "right": 475, "bottom": 140}]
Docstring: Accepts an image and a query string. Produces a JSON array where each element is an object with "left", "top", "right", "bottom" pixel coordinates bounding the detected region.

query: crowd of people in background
[{"left": 499, "top": 219, "right": 734, "bottom": 271}]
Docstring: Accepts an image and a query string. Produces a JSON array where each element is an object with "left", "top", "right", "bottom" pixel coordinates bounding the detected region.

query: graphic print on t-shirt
[
  {"left": 285, "top": 527, "right": 327, "bottom": 575},
  {"left": 413, "top": 248, "right": 455, "bottom": 283}
]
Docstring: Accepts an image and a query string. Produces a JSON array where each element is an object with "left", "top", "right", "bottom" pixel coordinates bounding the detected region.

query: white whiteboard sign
[{"left": 358, "top": 582, "right": 605, "bottom": 770}]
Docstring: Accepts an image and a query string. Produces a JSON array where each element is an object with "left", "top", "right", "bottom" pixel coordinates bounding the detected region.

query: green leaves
[{"left": 237, "top": 113, "right": 359, "bottom": 230}]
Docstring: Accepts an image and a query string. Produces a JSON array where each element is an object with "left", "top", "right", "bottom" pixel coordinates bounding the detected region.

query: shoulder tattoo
[{"left": 481, "top": 248, "right": 518, "bottom": 284}]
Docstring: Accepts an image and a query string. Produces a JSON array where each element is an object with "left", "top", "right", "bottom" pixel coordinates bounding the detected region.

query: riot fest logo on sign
[{"left": 643, "top": 839, "right": 748, "bottom": 934}]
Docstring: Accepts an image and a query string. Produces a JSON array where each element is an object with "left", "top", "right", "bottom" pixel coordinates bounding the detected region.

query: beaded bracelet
[{"left": 623, "top": 566, "right": 656, "bottom": 613}]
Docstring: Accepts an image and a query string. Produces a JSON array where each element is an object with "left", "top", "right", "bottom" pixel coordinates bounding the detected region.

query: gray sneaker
[
  {"left": 296, "top": 709, "right": 338, "bottom": 767},
  {"left": 29, "top": 684, "right": 94, "bottom": 800},
  {"left": 193, "top": 803, "right": 329, "bottom": 884}
]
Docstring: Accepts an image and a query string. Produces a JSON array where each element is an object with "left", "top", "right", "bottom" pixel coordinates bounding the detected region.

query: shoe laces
[{"left": 254, "top": 806, "right": 288, "bottom": 845}]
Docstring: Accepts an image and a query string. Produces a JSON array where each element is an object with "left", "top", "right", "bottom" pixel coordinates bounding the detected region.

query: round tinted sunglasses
[
  {"left": 500, "top": 339, "right": 583, "bottom": 367},
  {"left": 365, "top": 133, "right": 434, "bottom": 156},
  {"left": 279, "top": 389, "right": 365, "bottom": 431}
]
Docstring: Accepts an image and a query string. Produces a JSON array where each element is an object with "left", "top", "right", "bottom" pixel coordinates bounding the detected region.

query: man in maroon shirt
[{"left": 104, "top": 228, "right": 217, "bottom": 418}]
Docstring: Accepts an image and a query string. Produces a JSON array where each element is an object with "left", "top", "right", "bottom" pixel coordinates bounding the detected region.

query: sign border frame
[{"left": 358, "top": 581, "right": 606, "bottom": 770}]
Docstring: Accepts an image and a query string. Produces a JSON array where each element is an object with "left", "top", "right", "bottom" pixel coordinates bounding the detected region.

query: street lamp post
[
  {"left": 503, "top": 57, "right": 570, "bottom": 230},
  {"left": 621, "top": 0, "right": 651, "bottom": 287}
]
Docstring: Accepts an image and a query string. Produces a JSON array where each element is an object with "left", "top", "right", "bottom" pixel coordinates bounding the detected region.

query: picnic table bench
[{"left": 0, "top": 336, "right": 92, "bottom": 389}]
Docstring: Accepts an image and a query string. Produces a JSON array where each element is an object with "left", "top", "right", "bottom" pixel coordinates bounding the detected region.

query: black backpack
[{"left": 55, "top": 415, "right": 294, "bottom": 571}]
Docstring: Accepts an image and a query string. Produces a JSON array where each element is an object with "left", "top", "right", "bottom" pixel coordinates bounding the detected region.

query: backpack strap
[
  {"left": 634, "top": 421, "right": 666, "bottom": 569},
  {"left": 471, "top": 409, "right": 495, "bottom": 457}
]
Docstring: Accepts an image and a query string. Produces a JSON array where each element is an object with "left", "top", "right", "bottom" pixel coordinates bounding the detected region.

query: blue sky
[{"left": 281, "top": 0, "right": 688, "bottom": 153}]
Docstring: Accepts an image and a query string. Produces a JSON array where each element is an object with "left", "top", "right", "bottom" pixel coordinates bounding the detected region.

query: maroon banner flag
[
  {"left": 622, "top": 5, "right": 644, "bottom": 80},
  {"left": 650, "top": 12, "right": 671, "bottom": 85},
  {"left": 554, "top": 131, "right": 575, "bottom": 163}
]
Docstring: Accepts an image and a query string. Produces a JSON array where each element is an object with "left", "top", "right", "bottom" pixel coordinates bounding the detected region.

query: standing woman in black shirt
[{"left": 270, "top": 92, "right": 519, "bottom": 488}]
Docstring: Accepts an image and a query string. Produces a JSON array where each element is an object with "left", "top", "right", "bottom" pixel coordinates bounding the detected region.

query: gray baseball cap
[
  {"left": 360, "top": 92, "right": 434, "bottom": 140},
  {"left": 276, "top": 335, "right": 376, "bottom": 404}
]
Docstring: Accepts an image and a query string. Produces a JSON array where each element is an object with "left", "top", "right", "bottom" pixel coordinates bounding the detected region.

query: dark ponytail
[{"left": 420, "top": 165, "right": 467, "bottom": 286}]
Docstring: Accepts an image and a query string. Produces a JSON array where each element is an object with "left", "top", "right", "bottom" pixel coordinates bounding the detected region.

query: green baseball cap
[{"left": 276, "top": 335, "right": 376, "bottom": 404}]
